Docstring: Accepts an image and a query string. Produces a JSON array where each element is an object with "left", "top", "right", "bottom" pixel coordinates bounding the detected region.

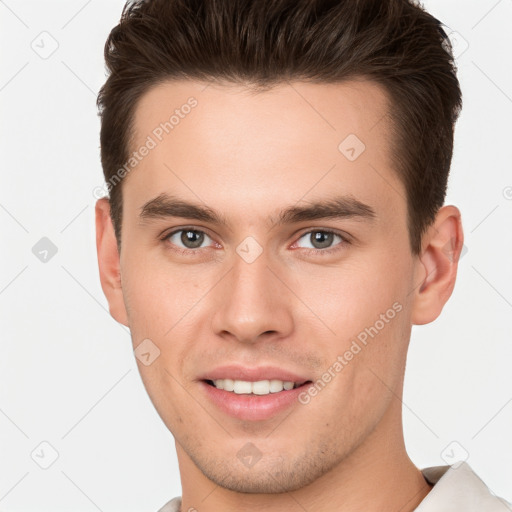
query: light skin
[{"left": 95, "top": 78, "right": 464, "bottom": 511}]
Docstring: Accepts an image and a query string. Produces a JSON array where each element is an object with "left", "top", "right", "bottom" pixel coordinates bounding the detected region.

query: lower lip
[{"left": 199, "top": 381, "right": 310, "bottom": 421}]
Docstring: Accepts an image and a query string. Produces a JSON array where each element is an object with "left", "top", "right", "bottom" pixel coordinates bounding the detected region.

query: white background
[{"left": 1, "top": 0, "right": 511, "bottom": 510}]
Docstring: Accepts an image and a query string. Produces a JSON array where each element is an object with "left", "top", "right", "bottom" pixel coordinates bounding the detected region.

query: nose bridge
[{"left": 211, "top": 243, "right": 293, "bottom": 343}]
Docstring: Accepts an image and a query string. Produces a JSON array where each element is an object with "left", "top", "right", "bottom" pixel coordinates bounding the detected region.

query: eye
[
  {"left": 163, "top": 228, "right": 214, "bottom": 250},
  {"left": 294, "top": 229, "right": 348, "bottom": 252}
]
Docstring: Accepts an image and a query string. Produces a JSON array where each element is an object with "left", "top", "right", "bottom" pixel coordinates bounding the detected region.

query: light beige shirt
[{"left": 157, "top": 462, "right": 512, "bottom": 511}]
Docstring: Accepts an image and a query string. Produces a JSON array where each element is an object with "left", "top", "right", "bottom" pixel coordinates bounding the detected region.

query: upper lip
[{"left": 198, "top": 365, "right": 311, "bottom": 383}]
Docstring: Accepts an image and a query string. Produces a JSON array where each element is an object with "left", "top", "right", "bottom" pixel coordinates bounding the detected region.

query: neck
[{"left": 176, "top": 400, "right": 433, "bottom": 512}]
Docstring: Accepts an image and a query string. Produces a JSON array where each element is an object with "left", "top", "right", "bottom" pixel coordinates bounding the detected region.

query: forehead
[
  {"left": 131, "top": 78, "right": 392, "bottom": 154},
  {"left": 125, "top": 78, "right": 405, "bottom": 225}
]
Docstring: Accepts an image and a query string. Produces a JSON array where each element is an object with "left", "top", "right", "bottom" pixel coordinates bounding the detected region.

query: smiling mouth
[{"left": 204, "top": 378, "right": 312, "bottom": 395}]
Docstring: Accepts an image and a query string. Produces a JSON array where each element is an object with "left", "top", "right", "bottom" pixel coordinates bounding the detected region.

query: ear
[
  {"left": 95, "top": 198, "right": 129, "bottom": 327},
  {"left": 411, "top": 205, "right": 464, "bottom": 325}
]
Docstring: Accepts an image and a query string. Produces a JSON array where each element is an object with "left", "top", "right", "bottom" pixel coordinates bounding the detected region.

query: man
[{"left": 94, "top": 0, "right": 511, "bottom": 510}]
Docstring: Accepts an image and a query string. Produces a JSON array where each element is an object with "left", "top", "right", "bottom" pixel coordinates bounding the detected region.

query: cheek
[
  {"left": 121, "top": 256, "right": 210, "bottom": 390},
  {"left": 121, "top": 251, "right": 209, "bottom": 338},
  {"left": 135, "top": 358, "right": 192, "bottom": 436},
  {"left": 292, "top": 255, "right": 406, "bottom": 337},
  {"left": 293, "top": 253, "right": 411, "bottom": 393}
]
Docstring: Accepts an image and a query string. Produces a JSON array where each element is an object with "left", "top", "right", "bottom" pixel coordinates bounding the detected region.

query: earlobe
[
  {"left": 411, "top": 205, "right": 464, "bottom": 325},
  {"left": 95, "top": 198, "right": 129, "bottom": 327}
]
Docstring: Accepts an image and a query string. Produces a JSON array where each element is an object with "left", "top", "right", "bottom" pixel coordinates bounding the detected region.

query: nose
[{"left": 210, "top": 245, "right": 294, "bottom": 344}]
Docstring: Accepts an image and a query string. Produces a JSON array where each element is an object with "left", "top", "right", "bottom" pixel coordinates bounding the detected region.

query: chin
[{"left": 188, "top": 445, "right": 338, "bottom": 494}]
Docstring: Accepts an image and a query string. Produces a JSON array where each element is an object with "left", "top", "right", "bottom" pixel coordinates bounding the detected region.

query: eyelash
[{"left": 160, "top": 227, "right": 351, "bottom": 257}]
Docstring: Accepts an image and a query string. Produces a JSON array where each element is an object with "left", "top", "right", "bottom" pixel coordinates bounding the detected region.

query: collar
[{"left": 414, "top": 462, "right": 511, "bottom": 511}]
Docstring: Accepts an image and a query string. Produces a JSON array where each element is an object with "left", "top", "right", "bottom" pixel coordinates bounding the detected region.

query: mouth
[
  {"left": 198, "top": 365, "right": 313, "bottom": 420},
  {"left": 199, "top": 373, "right": 313, "bottom": 421},
  {"left": 204, "top": 378, "right": 311, "bottom": 395}
]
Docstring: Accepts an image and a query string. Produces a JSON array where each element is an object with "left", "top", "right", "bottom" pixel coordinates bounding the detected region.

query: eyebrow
[{"left": 138, "top": 192, "right": 377, "bottom": 227}]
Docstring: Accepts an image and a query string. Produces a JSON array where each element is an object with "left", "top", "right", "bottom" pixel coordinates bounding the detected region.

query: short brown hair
[{"left": 97, "top": 0, "right": 462, "bottom": 255}]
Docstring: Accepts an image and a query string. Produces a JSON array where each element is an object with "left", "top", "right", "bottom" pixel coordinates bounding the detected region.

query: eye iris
[
  {"left": 311, "top": 231, "right": 333, "bottom": 249},
  {"left": 181, "top": 230, "right": 204, "bottom": 248}
]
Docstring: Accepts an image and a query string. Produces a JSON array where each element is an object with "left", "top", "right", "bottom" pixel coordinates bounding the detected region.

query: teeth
[
  {"left": 222, "top": 379, "right": 234, "bottom": 391},
  {"left": 233, "top": 380, "right": 252, "bottom": 394},
  {"left": 211, "top": 379, "right": 301, "bottom": 395},
  {"left": 269, "top": 379, "right": 285, "bottom": 393},
  {"left": 253, "top": 380, "right": 271, "bottom": 395}
]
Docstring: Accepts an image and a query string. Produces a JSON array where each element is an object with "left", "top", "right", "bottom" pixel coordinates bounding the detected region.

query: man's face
[{"left": 110, "top": 79, "right": 423, "bottom": 492}]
